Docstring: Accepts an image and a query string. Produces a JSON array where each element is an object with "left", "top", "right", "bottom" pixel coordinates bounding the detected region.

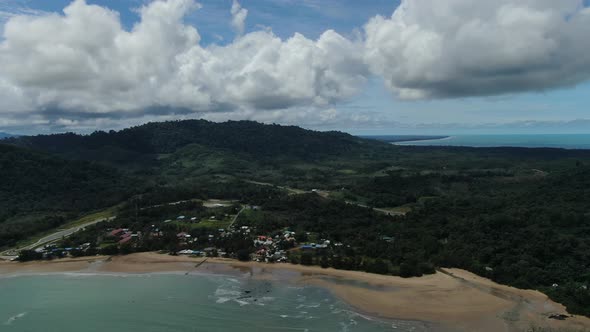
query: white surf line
[{"left": 4, "top": 312, "right": 27, "bottom": 325}]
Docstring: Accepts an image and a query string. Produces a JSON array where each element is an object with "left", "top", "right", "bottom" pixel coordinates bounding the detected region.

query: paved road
[
  {"left": 345, "top": 201, "right": 406, "bottom": 216},
  {"left": 228, "top": 206, "right": 246, "bottom": 229},
  {"left": 244, "top": 180, "right": 306, "bottom": 194},
  {"left": 1, "top": 217, "right": 114, "bottom": 259}
]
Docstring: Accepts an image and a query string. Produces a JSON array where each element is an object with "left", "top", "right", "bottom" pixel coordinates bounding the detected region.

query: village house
[
  {"left": 150, "top": 226, "right": 163, "bottom": 238},
  {"left": 254, "top": 235, "right": 273, "bottom": 247},
  {"left": 203, "top": 247, "right": 216, "bottom": 256},
  {"left": 107, "top": 228, "right": 140, "bottom": 246},
  {"left": 109, "top": 228, "right": 125, "bottom": 237},
  {"left": 381, "top": 236, "right": 394, "bottom": 243},
  {"left": 178, "top": 249, "right": 201, "bottom": 256},
  {"left": 177, "top": 232, "right": 192, "bottom": 244},
  {"left": 119, "top": 234, "right": 132, "bottom": 244}
]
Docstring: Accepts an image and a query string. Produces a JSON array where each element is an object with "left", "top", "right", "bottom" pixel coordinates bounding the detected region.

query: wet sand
[{"left": 1, "top": 252, "right": 589, "bottom": 332}]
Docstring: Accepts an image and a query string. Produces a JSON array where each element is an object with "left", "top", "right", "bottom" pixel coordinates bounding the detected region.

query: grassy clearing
[
  {"left": 236, "top": 209, "right": 264, "bottom": 226},
  {"left": 244, "top": 180, "right": 307, "bottom": 195},
  {"left": 373, "top": 165, "right": 405, "bottom": 177},
  {"left": 173, "top": 218, "right": 232, "bottom": 230},
  {"left": 202, "top": 199, "right": 236, "bottom": 208},
  {"left": 193, "top": 219, "right": 232, "bottom": 229},
  {"left": 61, "top": 205, "right": 119, "bottom": 229}
]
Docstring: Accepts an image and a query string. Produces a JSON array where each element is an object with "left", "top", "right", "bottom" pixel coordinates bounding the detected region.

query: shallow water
[
  {"left": 393, "top": 134, "right": 590, "bottom": 149},
  {"left": 0, "top": 273, "right": 425, "bottom": 331}
]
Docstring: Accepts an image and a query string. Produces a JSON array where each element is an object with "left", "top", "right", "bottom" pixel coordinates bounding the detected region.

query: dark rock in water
[
  {"left": 548, "top": 314, "right": 569, "bottom": 320},
  {"left": 244, "top": 290, "right": 251, "bottom": 294}
]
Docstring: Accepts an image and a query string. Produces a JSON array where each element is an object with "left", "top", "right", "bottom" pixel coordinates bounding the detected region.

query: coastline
[
  {"left": 393, "top": 135, "right": 454, "bottom": 146},
  {"left": 390, "top": 134, "right": 590, "bottom": 149},
  {"left": 362, "top": 135, "right": 451, "bottom": 144},
  {"left": 1, "top": 252, "right": 589, "bottom": 332}
]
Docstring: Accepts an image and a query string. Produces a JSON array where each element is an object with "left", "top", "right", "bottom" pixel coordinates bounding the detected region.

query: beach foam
[
  {"left": 4, "top": 253, "right": 587, "bottom": 331},
  {"left": 4, "top": 312, "right": 27, "bottom": 325}
]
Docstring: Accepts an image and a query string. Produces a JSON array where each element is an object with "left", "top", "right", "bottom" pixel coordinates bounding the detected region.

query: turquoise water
[
  {"left": 394, "top": 134, "right": 590, "bottom": 149},
  {"left": 0, "top": 273, "right": 421, "bottom": 332}
]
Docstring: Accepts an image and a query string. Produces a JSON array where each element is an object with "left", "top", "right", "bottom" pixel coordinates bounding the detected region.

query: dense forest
[
  {"left": 6, "top": 120, "right": 379, "bottom": 165},
  {"left": 0, "top": 144, "right": 138, "bottom": 247},
  {"left": 2, "top": 119, "right": 590, "bottom": 317}
]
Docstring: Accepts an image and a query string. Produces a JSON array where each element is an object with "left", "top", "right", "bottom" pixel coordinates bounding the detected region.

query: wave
[
  {"left": 296, "top": 303, "right": 320, "bottom": 309},
  {"left": 4, "top": 312, "right": 27, "bottom": 325},
  {"left": 215, "top": 297, "right": 231, "bottom": 304},
  {"left": 0, "top": 269, "right": 232, "bottom": 280}
]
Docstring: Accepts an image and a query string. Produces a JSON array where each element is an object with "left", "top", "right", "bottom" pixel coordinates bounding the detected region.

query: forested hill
[
  {"left": 3, "top": 120, "right": 590, "bottom": 316},
  {"left": 0, "top": 144, "right": 137, "bottom": 247},
  {"left": 6, "top": 120, "right": 383, "bottom": 164}
]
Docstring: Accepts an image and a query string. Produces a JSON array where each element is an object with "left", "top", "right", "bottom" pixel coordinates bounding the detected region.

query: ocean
[
  {"left": 0, "top": 273, "right": 418, "bottom": 332},
  {"left": 390, "top": 134, "right": 590, "bottom": 149}
]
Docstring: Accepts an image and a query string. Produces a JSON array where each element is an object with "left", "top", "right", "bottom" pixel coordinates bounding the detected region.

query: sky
[{"left": 0, "top": 0, "right": 589, "bottom": 135}]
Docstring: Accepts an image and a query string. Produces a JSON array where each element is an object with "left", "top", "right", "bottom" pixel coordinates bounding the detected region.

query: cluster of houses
[
  {"left": 149, "top": 225, "right": 164, "bottom": 238},
  {"left": 170, "top": 223, "right": 352, "bottom": 263},
  {"left": 108, "top": 228, "right": 141, "bottom": 245},
  {"left": 30, "top": 203, "right": 357, "bottom": 265},
  {"left": 176, "top": 229, "right": 234, "bottom": 245},
  {"left": 173, "top": 215, "right": 199, "bottom": 223},
  {"left": 240, "top": 226, "right": 252, "bottom": 234},
  {"left": 300, "top": 239, "right": 335, "bottom": 251},
  {"left": 172, "top": 213, "right": 228, "bottom": 224},
  {"left": 252, "top": 230, "right": 297, "bottom": 262},
  {"left": 32, "top": 242, "right": 92, "bottom": 258},
  {"left": 178, "top": 249, "right": 201, "bottom": 256},
  {"left": 178, "top": 247, "right": 228, "bottom": 257},
  {"left": 170, "top": 223, "right": 297, "bottom": 261},
  {"left": 176, "top": 231, "right": 198, "bottom": 244},
  {"left": 175, "top": 224, "right": 250, "bottom": 255}
]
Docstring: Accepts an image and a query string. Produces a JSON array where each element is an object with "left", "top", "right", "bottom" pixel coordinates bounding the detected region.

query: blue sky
[
  {"left": 13, "top": 0, "right": 397, "bottom": 43},
  {"left": 0, "top": 0, "right": 589, "bottom": 135},
  {"left": 342, "top": 79, "right": 590, "bottom": 135}
]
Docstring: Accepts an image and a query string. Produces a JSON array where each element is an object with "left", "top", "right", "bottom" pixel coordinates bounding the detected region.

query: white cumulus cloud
[
  {"left": 0, "top": 0, "right": 366, "bottom": 119},
  {"left": 364, "top": 0, "right": 590, "bottom": 99},
  {"left": 230, "top": 0, "right": 248, "bottom": 36},
  {"left": 0, "top": 0, "right": 590, "bottom": 132}
]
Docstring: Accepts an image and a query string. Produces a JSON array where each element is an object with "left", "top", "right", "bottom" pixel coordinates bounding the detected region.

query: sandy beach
[{"left": 1, "top": 252, "right": 589, "bottom": 332}]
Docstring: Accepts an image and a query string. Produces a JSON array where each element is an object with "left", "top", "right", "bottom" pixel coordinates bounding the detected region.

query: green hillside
[
  {"left": 8, "top": 120, "right": 383, "bottom": 165},
  {"left": 2, "top": 120, "right": 590, "bottom": 316},
  {"left": 0, "top": 144, "right": 137, "bottom": 247}
]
